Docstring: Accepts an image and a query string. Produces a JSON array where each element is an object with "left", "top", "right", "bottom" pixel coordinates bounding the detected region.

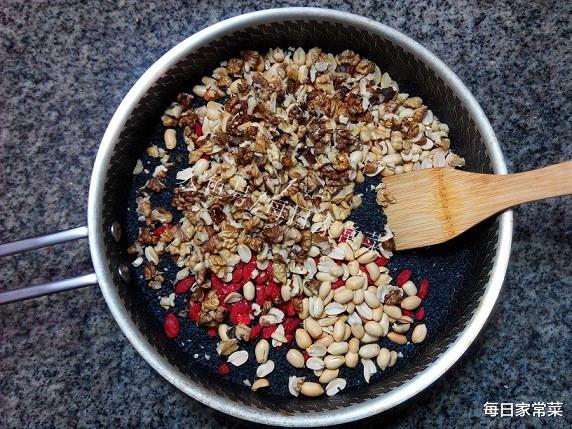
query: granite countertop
[{"left": 1, "top": 1, "right": 570, "bottom": 427}]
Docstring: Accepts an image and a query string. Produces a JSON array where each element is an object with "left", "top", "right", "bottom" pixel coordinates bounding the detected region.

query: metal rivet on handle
[
  {"left": 118, "top": 264, "right": 131, "bottom": 283},
  {"left": 110, "top": 222, "right": 122, "bottom": 242}
]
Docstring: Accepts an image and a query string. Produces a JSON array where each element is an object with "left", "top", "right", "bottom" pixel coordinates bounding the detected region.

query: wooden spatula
[{"left": 382, "top": 160, "right": 572, "bottom": 250}]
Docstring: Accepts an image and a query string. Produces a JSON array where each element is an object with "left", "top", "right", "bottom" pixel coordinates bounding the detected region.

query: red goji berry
[
  {"left": 415, "top": 306, "right": 425, "bottom": 320},
  {"left": 265, "top": 281, "right": 280, "bottom": 301},
  {"left": 255, "top": 284, "right": 266, "bottom": 305},
  {"left": 402, "top": 309, "right": 414, "bottom": 317},
  {"left": 241, "top": 259, "right": 257, "bottom": 282},
  {"left": 282, "top": 317, "right": 302, "bottom": 335},
  {"left": 194, "top": 121, "right": 203, "bottom": 136},
  {"left": 262, "top": 325, "right": 277, "bottom": 339},
  {"left": 375, "top": 256, "right": 389, "bottom": 266},
  {"left": 280, "top": 300, "right": 296, "bottom": 317},
  {"left": 302, "top": 351, "right": 310, "bottom": 361},
  {"left": 231, "top": 262, "right": 245, "bottom": 283},
  {"left": 331, "top": 279, "right": 345, "bottom": 289},
  {"left": 338, "top": 228, "right": 355, "bottom": 243},
  {"left": 396, "top": 269, "right": 412, "bottom": 286},
  {"left": 163, "top": 313, "right": 180, "bottom": 339},
  {"left": 152, "top": 224, "right": 171, "bottom": 237},
  {"left": 217, "top": 363, "right": 230, "bottom": 375},
  {"left": 211, "top": 275, "right": 225, "bottom": 291},
  {"left": 229, "top": 300, "right": 252, "bottom": 326},
  {"left": 207, "top": 327, "right": 218, "bottom": 336},
  {"left": 250, "top": 324, "right": 261, "bottom": 339},
  {"left": 189, "top": 302, "right": 201, "bottom": 321},
  {"left": 418, "top": 278, "right": 429, "bottom": 300},
  {"left": 175, "top": 277, "right": 195, "bottom": 294}
]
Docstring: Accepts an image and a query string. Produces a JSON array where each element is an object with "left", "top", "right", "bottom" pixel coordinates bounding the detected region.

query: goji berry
[
  {"left": 402, "top": 309, "right": 414, "bottom": 317},
  {"left": 418, "top": 278, "right": 429, "bottom": 300},
  {"left": 265, "top": 281, "right": 280, "bottom": 301},
  {"left": 396, "top": 269, "right": 412, "bottom": 286},
  {"left": 218, "top": 282, "right": 242, "bottom": 299},
  {"left": 375, "top": 256, "right": 389, "bottom": 266},
  {"left": 175, "top": 277, "right": 195, "bottom": 294},
  {"left": 189, "top": 302, "right": 201, "bottom": 321},
  {"left": 415, "top": 306, "right": 425, "bottom": 320},
  {"left": 194, "top": 121, "right": 203, "bottom": 136},
  {"left": 302, "top": 350, "right": 310, "bottom": 361},
  {"left": 282, "top": 317, "right": 302, "bottom": 335},
  {"left": 229, "top": 300, "right": 252, "bottom": 326},
  {"left": 331, "top": 279, "right": 345, "bottom": 289},
  {"left": 232, "top": 263, "right": 245, "bottom": 283},
  {"left": 217, "top": 363, "right": 230, "bottom": 375},
  {"left": 152, "top": 224, "right": 171, "bottom": 237},
  {"left": 211, "top": 275, "right": 225, "bottom": 291},
  {"left": 250, "top": 324, "right": 261, "bottom": 339},
  {"left": 280, "top": 300, "right": 296, "bottom": 317},
  {"left": 255, "top": 284, "right": 266, "bottom": 305},
  {"left": 242, "top": 259, "right": 257, "bottom": 282},
  {"left": 163, "top": 313, "right": 180, "bottom": 339},
  {"left": 207, "top": 327, "right": 218, "bottom": 336},
  {"left": 338, "top": 228, "right": 354, "bottom": 243},
  {"left": 262, "top": 325, "right": 278, "bottom": 339}
]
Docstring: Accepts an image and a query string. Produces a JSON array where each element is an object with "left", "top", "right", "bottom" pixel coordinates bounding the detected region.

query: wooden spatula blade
[
  {"left": 382, "top": 161, "right": 572, "bottom": 250},
  {"left": 382, "top": 168, "right": 459, "bottom": 250}
]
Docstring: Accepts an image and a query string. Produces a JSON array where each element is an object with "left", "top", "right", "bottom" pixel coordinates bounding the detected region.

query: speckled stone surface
[{"left": 0, "top": 1, "right": 570, "bottom": 428}]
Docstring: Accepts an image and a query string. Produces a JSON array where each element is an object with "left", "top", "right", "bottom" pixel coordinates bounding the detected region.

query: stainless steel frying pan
[{"left": 0, "top": 8, "right": 512, "bottom": 426}]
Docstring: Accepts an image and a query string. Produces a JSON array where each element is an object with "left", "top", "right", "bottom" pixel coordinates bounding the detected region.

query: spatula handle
[{"left": 494, "top": 160, "right": 572, "bottom": 208}]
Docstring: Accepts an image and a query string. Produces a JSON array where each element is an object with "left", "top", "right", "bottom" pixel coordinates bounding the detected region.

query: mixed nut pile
[{"left": 128, "top": 47, "right": 464, "bottom": 397}]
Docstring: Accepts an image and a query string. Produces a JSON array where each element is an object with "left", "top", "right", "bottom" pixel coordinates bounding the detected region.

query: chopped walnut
[
  {"left": 146, "top": 177, "right": 166, "bottom": 193},
  {"left": 384, "top": 289, "right": 404, "bottom": 306},
  {"left": 144, "top": 262, "right": 156, "bottom": 281}
]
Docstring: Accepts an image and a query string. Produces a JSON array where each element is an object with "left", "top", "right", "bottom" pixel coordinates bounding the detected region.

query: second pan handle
[{"left": 0, "top": 226, "right": 98, "bottom": 304}]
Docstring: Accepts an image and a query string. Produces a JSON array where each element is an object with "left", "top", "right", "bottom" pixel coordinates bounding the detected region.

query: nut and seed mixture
[{"left": 128, "top": 47, "right": 464, "bottom": 397}]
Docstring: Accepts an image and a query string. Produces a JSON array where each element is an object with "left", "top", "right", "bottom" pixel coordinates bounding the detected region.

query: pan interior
[{"left": 99, "top": 18, "right": 499, "bottom": 414}]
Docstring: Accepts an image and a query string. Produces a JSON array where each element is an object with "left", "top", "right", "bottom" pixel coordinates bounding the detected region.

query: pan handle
[{"left": 0, "top": 226, "right": 98, "bottom": 304}]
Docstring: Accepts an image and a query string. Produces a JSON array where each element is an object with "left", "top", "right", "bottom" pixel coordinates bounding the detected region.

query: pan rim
[{"left": 88, "top": 7, "right": 513, "bottom": 426}]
